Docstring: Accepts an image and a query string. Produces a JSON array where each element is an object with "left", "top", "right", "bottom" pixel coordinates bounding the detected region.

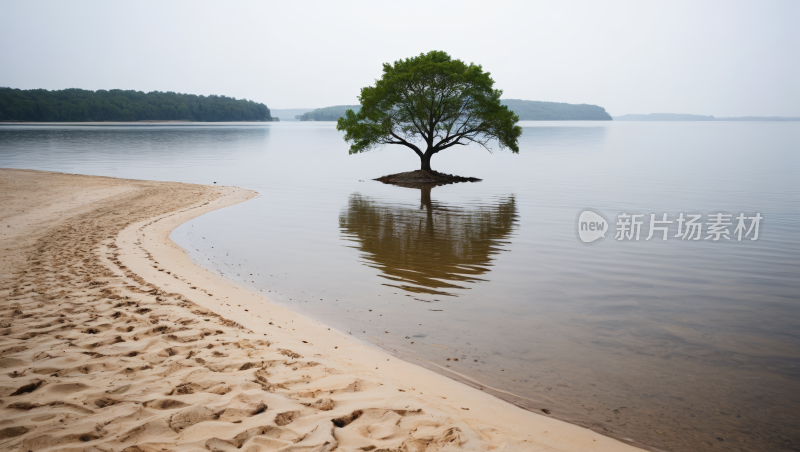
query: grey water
[{"left": 1, "top": 122, "right": 798, "bottom": 452}]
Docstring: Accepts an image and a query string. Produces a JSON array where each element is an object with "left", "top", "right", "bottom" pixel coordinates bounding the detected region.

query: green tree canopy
[{"left": 336, "top": 51, "right": 522, "bottom": 172}]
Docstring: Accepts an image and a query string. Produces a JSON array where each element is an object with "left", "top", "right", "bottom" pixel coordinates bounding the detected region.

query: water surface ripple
[{"left": 1, "top": 122, "right": 798, "bottom": 452}]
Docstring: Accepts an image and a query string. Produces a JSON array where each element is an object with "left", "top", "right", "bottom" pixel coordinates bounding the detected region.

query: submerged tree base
[{"left": 375, "top": 170, "right": 482, "bottom": 187}]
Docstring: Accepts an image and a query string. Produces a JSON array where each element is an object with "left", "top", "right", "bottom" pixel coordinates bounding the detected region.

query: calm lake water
[{"left": 1, "top": 122, "right": 798, "bottom": 452}]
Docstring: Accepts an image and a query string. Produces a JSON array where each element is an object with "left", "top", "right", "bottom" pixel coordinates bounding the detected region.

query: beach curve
[{"left": 0, "top": 168, "right": 645, "bottom": 452}]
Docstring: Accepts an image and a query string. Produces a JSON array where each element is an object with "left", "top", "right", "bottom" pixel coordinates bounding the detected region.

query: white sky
[{"left": 1, "top": 0, "right": 798, "bottom": 116}]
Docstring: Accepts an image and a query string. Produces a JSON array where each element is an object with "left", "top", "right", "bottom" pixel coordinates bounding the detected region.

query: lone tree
[{"left": 337, "top": 51, "right": 522, "bottom": 173}]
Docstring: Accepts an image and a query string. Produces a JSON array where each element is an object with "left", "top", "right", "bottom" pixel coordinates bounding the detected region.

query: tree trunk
[{"left": 420, "top": 152, "right": 433, "bottom": 172}]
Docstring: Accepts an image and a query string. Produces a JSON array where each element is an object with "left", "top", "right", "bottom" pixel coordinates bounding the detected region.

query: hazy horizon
[{"left": 1, "top": 0, "right": 798, "bottom": 117}]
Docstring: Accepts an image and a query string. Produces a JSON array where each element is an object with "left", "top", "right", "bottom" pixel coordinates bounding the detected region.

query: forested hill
[
  {"left": 296, "top": 105, "right": 360, "bottom": 121},
  {"left": 0, "top": 88, "right": 273, "bottom": 122},
  {"left": 500, "top": 99, "right": 612, "bottom": 120},
  {"left": 296, "top": 101, "right": 611, "bottom": 121}
]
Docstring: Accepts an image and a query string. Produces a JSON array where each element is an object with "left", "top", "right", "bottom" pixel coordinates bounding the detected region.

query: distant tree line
[
  {"left": 0, "top": 88, "right": 273, "bottom": 122},
  {"left": 296, "top": 105, "right": 361, "bottom": 121},
  {"left": 614, "top": 113, "right": 800, "bottom": 121},
  {"left": 298, "top": 100, "right": 612, "bottom": 121},
  {"left": 614, "top": 113, "right": 715, "bottom": 121}
]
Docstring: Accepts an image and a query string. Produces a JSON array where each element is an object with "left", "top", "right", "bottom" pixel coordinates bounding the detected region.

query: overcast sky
[{"left": 1, "top": 0, "right": 798, "bottom": 116}]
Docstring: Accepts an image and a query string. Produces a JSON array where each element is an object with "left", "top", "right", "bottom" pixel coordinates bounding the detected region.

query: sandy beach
[{"left": 0, "top": 168, "right": 644, "bottom": 452}]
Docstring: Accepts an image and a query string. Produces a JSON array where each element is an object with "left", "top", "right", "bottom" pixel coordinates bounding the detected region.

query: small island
[
  {"left": 298, "top": 100, "right": 613, "bottom": 122},
  {"left": 500, "top": 99, "right": 612, "bottom": 120},
  {"left": 296, "top": 105, "right": 361, "bottom": 121},
  {"left": 375, "top": 169, "right": 482, "bottom": 187}
]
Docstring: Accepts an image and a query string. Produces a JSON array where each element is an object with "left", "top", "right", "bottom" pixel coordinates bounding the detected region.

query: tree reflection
[{"left": 339, "top": 185, "right": 517, "bottom": 296}]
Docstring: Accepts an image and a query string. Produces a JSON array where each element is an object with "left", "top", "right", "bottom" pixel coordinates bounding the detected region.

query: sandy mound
[{"left": 375, "top": 170, "right": 482, "bottom": 186}]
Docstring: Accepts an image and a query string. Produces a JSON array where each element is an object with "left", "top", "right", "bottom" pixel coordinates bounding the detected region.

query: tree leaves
[{"left": 337, "top": 51, "right": 521, "bottom": 170}]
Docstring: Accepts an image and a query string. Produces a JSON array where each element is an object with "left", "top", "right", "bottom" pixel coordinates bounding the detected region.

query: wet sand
[{"left": 0, "top": 168, "right": 644, "bottom": 451}]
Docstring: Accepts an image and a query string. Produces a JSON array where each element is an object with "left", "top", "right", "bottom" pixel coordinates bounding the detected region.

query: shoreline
[
  {"left": 0, "top": 168, "right": 644, "bottom": 451},
  {"left": 0, "top": 121, "right": 273, "bottom": 126}
]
